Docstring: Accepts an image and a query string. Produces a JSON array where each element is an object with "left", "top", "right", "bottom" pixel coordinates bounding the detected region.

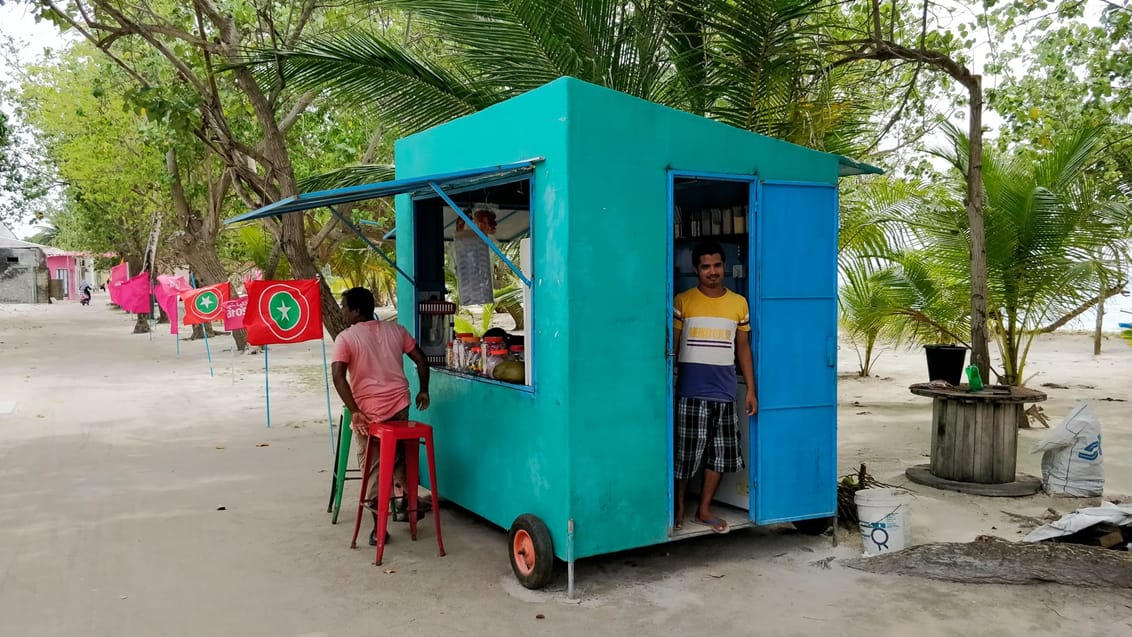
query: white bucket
[{"left": 855, "top": 488, "right": 912, "bottom": 557}]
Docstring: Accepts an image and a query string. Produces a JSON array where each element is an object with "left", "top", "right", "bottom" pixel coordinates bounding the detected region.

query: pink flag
[
  {"left": 222, "top": 297, "right": 248, "bottom": 331},
  {"left": 108, "top": 263, "right": 129, "bottom": 305},
  {"left": 243, "top": 268, "right": 264, "bottom": 286},
  {"left": 117, "top": 272, "right": 152, "bottom": 314},
  {"left": 155, "top": 275, "right": 191, "bottom": 334}
]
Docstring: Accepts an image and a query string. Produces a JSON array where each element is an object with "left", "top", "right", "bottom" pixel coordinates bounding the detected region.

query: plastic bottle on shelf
[
  {"left": 468, "top": 346, "right": 482, "bottom": 374},
  {"left": 509, "top": 345, "right": 524, "bottom": 363},
  {"left": 452, "top": 333, "right": 471, "bottom": 369},
  {"left": 484, "top": 347, "right": 508, "bottom": 378}
]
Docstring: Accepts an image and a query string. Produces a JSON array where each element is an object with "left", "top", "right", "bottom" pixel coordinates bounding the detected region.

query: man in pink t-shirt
[{"left": 331, "top": 287, "right": 431, "bottom": 546}]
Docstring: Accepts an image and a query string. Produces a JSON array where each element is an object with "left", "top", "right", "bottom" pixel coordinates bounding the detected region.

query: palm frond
[
  {"left": 298, "top": 164, "right": 397, "bottom": 192},
  {"left": 377, "top": 0, "right": 595, "bottom": 88},
  {"left": 231, "top": 30, "right": 498, "bottom": 133}
]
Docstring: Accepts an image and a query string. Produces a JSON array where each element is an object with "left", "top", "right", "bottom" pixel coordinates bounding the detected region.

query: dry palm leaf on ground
[{"left": 844, "top": 535, "right": 1132, "bottom": 587}]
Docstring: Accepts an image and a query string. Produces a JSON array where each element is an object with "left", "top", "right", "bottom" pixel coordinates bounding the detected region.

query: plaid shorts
[{"left": 675, "top": 396, "right": 743, "bottom": 479}]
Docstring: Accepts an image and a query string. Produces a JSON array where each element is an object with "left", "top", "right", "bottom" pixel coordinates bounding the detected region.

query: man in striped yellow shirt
[{"left": 673, "top": 241, "right": 757, "bottom": 533}]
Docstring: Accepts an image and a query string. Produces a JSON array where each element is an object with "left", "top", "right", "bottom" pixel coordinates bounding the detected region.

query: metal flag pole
[
  {"left": 190, "top": 274, "right": 214, "bottom": 377},
  {"left": 264, "top": 345, "right": 271, "bottom": 428},
  {"left": 201, "top": 318, "right": 215, "bottom": 377},
  {"left": 320, "top": 338, "right": 335, "bottom": 454},
  {"left": 174, "top": 300, "right": 181, "bottom": 358}
]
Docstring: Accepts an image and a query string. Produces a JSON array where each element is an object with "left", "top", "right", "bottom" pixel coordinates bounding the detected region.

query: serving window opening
[{"left": 412, "top": 177, "right": 533, "bottom": 388}]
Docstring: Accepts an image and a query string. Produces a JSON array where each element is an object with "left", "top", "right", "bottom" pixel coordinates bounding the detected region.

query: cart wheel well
[
  {"left": 508, "top": 514, "right": 555, "bottom": 590},
  {"left": 791, "top": 516, "right": 834, "bottom": 535}
]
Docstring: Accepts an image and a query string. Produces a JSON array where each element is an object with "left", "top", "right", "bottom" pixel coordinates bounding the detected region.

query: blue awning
[{"left": 224, "top": 158, "right": 542, "bottom": 224}]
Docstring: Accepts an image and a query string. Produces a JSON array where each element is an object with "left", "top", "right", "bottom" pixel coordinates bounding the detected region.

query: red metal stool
[{"left": 350, "top": 420, "right": 445, "bottom": 565}]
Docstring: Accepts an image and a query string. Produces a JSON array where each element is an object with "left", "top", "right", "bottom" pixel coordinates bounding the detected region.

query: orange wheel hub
[{"left": 512, "top": 529, "right": 536, "bottom": 576}]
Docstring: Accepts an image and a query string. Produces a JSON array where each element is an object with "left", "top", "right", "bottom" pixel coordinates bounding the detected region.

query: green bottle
[{"left": 965, "top": 365, "right": 984, "bottom": 391}]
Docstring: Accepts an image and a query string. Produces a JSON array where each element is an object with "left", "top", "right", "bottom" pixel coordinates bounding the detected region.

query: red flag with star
[
  {"left": 180, "top": 282, "right": 231, "bottom": 325},
  {"left": 244, "top": 279, "right": 323, "bottom": 345}
]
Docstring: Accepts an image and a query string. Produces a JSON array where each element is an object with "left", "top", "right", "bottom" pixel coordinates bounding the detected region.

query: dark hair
[
  {"left": 483, "top": 327, "right": 511, "bottom": 346},
  {"left": 341, "top": 287, "right": 375, "bottom": 319},
  {"left": 692, "top": 240, "right": 726, "bottom": 269}
]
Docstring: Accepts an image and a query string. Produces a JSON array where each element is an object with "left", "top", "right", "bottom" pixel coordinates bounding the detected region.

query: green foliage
[
  {"left": 232, "top": 0, "right": 890, "bottom": 162},
  {"left": 987, "top": 3, "right": 1132, "bottom": 197},
  {"left": 867, "top": 125, "right": 1132, "bottom": 384},
  {"left": 838, "top": 261, "right": 915, "bottom": 376},
  {"left": 15, "top": 43, "right": 171, "bottom": 258},
  {"left": 838, "top": 175, "right": 970, "bottom": 374}
]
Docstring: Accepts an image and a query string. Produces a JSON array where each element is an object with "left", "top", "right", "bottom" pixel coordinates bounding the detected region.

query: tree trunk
[
  {"left": 133, "top": 313, "right": 151, "bottom": 334},
  {"left": 167, "top": 148, "right": 247, "bottom": 352},
  {"left": 1094, "top": 294, "right": 1105, "bottom": 356},
  {"left": 123, "top": 254, "right": 150, "bottom": 332},
  {"left": 280, "top": 217, "right": 345, "bottom": 339},
  {"left": 264, "top": 237, "right": 283, "bottom": 280},
  {"left": 966, "top": 76, "right": 991, "bottom": 383},
  {"left": 190, "top": 323, "right": 219, "bottom": 339},
  {"left": 229, "top": 50, "right": 346, "bottom": 339}
]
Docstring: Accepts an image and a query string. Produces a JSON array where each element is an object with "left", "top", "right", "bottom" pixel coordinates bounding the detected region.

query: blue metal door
[{"left": 753, "top": 181, "right": 838, "bottom": 524}]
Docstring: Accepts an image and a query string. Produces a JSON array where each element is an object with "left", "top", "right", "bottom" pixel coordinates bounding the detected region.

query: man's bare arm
[
  {"left": 406, "top": 345, "right": 431, "bottom": 410},
  {"left": 736, "top": 330, "right": 757, "bottom": 415}
]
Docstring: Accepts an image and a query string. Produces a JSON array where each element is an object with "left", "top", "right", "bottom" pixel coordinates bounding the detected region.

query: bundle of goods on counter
[{"left": 447, "top": 332, "right": 525, "bottom": 383}]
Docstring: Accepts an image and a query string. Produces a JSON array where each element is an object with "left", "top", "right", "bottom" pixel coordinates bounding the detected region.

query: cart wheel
[
  {"left": 508, "top": 514, "right": 555, "bottom": 590},
  {"left": 792, "top": 517, "right": 834, "bottom": 535}
]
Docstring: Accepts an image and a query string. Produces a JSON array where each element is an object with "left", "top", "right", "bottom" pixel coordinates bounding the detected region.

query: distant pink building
[{"left": 44, "top": 249, "right": 93, "bottom": 300}]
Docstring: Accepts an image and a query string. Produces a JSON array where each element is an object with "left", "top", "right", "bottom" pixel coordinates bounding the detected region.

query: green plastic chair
[{"left": 326, "top": 406, "right": 359, "bottom": 524}]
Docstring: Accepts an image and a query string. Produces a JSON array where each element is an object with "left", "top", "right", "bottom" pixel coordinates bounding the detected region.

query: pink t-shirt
[{"left": 332, "top": 320, "right": 417, "bottom": 423}]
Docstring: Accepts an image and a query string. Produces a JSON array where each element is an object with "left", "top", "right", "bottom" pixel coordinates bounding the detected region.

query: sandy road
[{"left": 1, "top": 297, "right": 1129, "bottom": 637}]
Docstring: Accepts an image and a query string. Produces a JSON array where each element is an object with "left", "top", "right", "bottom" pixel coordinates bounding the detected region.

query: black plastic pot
[{"left": 924, "top": 344, "right": 968, "bottom": 385}]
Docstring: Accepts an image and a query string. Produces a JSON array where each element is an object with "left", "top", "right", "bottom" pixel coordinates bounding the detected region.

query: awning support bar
[
  {"left": 325, "top": 206, "right": 416, "bottom": 288},
  {"left": 427, "top": 182, "right": 532, "bottom": 288}
]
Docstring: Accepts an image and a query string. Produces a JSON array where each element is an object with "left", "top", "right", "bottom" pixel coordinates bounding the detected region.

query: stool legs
[
  {"left": 404, "top": 440, "right": 420, "bottom": 541},
  {"left": 349, "top": 433, "right": 372, "bottom": 550},
  {"left": 331, "top": 410, "right": 353, "bottom": 523},
  {"left": 373, "top": 437, "right": 399, "bottom": 565},
  {"left": 424, "top": 431, "right": 446, "bottom": 557},
  {"left": 351, "top": 424, "right": 445, "bottom": 564}
]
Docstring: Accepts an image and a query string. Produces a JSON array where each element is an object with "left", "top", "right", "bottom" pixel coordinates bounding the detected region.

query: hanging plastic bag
[
  {"left": 1032, "top": 402, "right": 1103, "bottom": 497},
  {"left": 452, "top": 227, "right": 494, "bottom": 306}
]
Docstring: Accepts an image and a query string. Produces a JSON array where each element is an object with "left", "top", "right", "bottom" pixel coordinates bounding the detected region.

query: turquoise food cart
[{"left": 228, "top": 78, "right": 879, "bottom": 593}]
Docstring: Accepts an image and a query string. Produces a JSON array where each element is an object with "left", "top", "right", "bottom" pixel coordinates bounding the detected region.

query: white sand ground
[{"left": 1, "top": 295, "right": 1130, "bottom": 637}]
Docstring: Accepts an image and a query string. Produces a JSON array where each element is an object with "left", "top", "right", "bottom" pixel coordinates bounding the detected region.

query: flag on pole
[
  {"left": 180, "top": 282, "right": 231, "bottom": 325},
  {"left": 155, "top": 275, "right": 190, "bottom": 334},
  {"left": 117, "top": 272, "right": 152, "bottom": 314},
  {"left": 222, "top": 297, "right": 248, "bottom": 331},
  {"left": 244, "top": 279, "right": 323, "bottom": 345},
  {"left": 108, "top": 262, "right": 129, "bottom": 305}
]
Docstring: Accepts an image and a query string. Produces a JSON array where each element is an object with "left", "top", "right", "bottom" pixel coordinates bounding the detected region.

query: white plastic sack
[
  {"left": 1032, "top": 402, "right": 1103, "bottom": 497},
  {"left": 452, "top": 229, "right": 494, "bottom": 306},
  {"left": 1022, "top": 501, "right": 1132, "bottom": 542}
]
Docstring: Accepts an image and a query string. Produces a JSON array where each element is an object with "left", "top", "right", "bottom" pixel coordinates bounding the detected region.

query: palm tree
[
  {"left": 837, "top": 175, "right": 968, "bottom": 374},
  {"left": 900, "top": 124, "right": 1132, "bottom": 385},
  {"left": 838, "top": 261, "right": 912, "bottom": 376},
  {"left": 233, "top": 0, "right": 878, "bottom": 181}
]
